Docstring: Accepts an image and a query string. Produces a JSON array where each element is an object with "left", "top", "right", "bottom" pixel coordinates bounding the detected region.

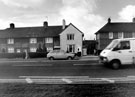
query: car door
[{"left": 56, "top": 50, "right": 66, "bottom": 59}]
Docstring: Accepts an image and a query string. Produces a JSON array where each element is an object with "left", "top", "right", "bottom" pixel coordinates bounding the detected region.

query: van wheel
[{"left": 111, "top": 60, "right": 121, "bottom": 70}]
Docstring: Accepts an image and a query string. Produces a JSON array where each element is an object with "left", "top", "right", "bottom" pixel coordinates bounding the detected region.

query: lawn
[{"left": 0, "top": 83, "right": 135, "bottom": 97}]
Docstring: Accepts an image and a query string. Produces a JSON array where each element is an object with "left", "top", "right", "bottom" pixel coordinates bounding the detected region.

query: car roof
[{"left": 49, "top": 50, "right": 65, "bottom": 53}]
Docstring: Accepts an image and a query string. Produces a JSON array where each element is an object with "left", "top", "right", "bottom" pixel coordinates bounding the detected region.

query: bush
[
  {"left": 0, "top": 52, "right": 47, "bottom": 59},
  {"left": 28, "top": 52, "right": 47, "bottom": 58}
]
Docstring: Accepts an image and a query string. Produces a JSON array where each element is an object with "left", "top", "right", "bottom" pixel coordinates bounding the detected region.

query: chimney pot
[
  {"left": 44, "top": 21, "right": 48, "bottom": 28},
  {"left": 133, "top": 18, "right": 135, "bottom": 23},
  {"left": 108, "top": 18, "right": 111, "bottom": 23},
  {"left": 62, "top": 19, "right": 66, "bottom": 29},
  {"left": 10, "top": 23, "right": 15, "bottom": 29}
]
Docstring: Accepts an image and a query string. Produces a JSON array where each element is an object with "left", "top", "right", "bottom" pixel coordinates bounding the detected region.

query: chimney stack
[
  {"left": 62, "top": 19, "right": 66, "bottom": 29},
  {"left": 132, "top": 17, "right": 135, "bottom": 23},
  {"left": 43, "top": 21, "right": 48, "bottom": 28},
  {"left": 108, "top": 18, "right": 111, "bottom": 23},
  {"left": 10, "top": 23, "right": 15, "bottom": 29}
]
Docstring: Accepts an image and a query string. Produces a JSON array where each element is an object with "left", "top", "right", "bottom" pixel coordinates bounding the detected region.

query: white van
[{"left": 100, "top": 38, "right": 135, "bottom": 69}]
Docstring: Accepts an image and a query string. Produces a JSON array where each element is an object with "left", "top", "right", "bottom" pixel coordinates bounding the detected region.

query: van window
[
  {"left": 115, "top": 41, "right": 130, "bottom": 50},
  {"left": 106, "top": 40, "right": 119, "bottom": 50}
]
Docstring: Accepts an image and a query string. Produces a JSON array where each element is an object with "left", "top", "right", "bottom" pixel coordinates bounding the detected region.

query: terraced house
[
  {"left": 0, "top": 20, "right": 84, "bottom": 58},
  {"left": 95, "top": 18, "right": 135, "bottom": 52}
]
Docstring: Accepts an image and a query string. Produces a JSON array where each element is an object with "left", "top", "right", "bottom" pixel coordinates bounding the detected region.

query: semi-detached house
[
  {"left": 95, "top": 18, "right": 135, "bottom": 53},
  {"left": 0, "top": 20, "right": 84, "bottom": 57}
]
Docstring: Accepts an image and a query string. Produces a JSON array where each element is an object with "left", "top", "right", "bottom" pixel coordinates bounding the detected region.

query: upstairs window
[
  {"left": 96, "top": 34, "right": 100, "bottom": 40},
  {"left": 132, "top": 32, "right": 135, "bottom": 38},
  {"left": 45, "top": 38, "right": 53, "bottom": 43},
  {"left": 109, "top": 32, "right": 113, "bottom": 39},
  {"left": 67, "top": 34, "right": 74, "bottom": 40},
  {"left": 118, "top": 32, "right": 123, "bottom": 39},
  {"left": 7, "top": 38, "right": 14, "bottom": 44},
  {"left": 30, "top": 38, "right": 37, "bottom": 44}
]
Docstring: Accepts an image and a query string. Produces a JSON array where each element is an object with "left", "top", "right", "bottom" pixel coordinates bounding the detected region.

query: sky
[{"left": 0, "top": 0, "right": 135, "bottom": 40}]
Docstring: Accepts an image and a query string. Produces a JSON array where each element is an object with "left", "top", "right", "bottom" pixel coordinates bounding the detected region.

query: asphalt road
[
  {"left": 0, "top": 59, "right": 135, "bottom": 97},
  {"left": 0, "top": 59, "right": 135, "bottom": 84}
]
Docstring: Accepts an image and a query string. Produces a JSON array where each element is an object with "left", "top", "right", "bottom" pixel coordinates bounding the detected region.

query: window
[
  {"left": 30, "top": 48, "right": 36, "bottom": 52},
  {"left": 16, "top": 49, "right": 21, "bottom": 53},
  {"left": 8, "top": 47, "right": 14, "bottom": 53},
  {"left": 67, "top": 34, "right": 74, "bottom": 40},
  {"left": 47, "top": 47, "right": 53, "bottom": 52},
  {"left": 118, "top": 32, "right": 123, "bottom": 39},
  {"left": 109, "top": 32, "right": 113, "bottom": 39},
  {"left": 132, "top": 32, "right": 135, "bottom": 38},
  {"left": 115, "top": 41, "right": 130, "bottom": 50},
  {"left": 96, "top": 34, "right": 99, "bottom": 40},
  {"left": 45, "top": 38, "right": 53, "bottom": 43},
  {"left": 7, "top": 38, "right": 14, "bottom": 44},
  {"left": 30, "top": 38, "right": 37, "bottom": 44},
  {"left": 67, "top": 44, "right": 75, "bottom": 53}
]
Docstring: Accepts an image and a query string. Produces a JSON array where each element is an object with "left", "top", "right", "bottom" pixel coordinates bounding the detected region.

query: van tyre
[{"left": 111, "top": 60, "right": 121, "bottom": 70}]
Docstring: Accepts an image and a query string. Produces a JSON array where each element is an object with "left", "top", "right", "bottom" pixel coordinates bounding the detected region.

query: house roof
[
  {"left": 60, "top": 23, "right": 84, "bottom": 36},
  {"left": 96, "top": 22, "right": 135, "bottom": 34},
  {"left": 0, "top": 25, "right": 68, "bottom": 38}
]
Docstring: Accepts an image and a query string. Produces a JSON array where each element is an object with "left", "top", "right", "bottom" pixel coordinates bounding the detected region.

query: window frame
[
  {"left": 132, "top": 32, "right": 135, "bottom": 38},
  {"left": 30, "top": 47, "right": 37, "bottom": 52},
  {"left": 118, "top": 32, "right": 124, "bottom": 39},
  {"left": 8, "top": 47, "right": 14, "bottom": 53},
  {"left": 45, "top": 38, "right": 53, "bottom": 43},
  {"left": 67, "top": 34, "right": 74, "bottom": 40},
  {"left": 30, "top": 38, "right": 37, "bottom": 44},
  {"left": 109, "top": 32, "right": 113, "bottom": 39},
  {"left": 7, "top": 38, "right": 14, "bottom": 44}
]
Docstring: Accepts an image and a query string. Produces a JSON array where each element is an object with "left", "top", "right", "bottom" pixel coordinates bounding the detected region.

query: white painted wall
[{"left": 60, "top": 24, "right": 83, "bottom": 53}]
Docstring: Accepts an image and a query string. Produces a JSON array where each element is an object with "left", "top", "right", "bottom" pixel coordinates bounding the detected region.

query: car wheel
[
  {"left": 49, "top": 57, "right": 54, "bottom": 60},
  {"left": 111, "top": 60, "right": 121, "bottom": 70},
  {"left": 67, "top": 56, "right": 72, "bottom": 60}
]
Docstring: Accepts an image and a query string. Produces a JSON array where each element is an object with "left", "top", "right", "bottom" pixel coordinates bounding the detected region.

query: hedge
[{"left": 0, "top": 52, "right": 47, "bottom": 59}]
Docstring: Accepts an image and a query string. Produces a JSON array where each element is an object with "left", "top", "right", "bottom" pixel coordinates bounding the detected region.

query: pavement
[
  {"left": 0, "top": 55, "right": 99, "bottom": 62},
  {"left": 79, "top": 55, "right": 99, "bottom": 61}
]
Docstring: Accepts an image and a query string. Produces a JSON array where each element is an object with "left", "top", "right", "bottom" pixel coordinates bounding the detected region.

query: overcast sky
[{"left": 0, "top": 0, "right": 135, "bottom": 40}]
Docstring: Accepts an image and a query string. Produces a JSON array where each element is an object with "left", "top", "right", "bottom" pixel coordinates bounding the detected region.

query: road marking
[
  {"left": 73, "top": 63, "right": 98, "bottom": 66},
  {"left": 101, "top": 78, "right": 115, "bottom": 83},
  {"left": 0, "top": 60, "right": 38, "bottom": 63},
  {"left": 13, "top": 64, "right": 52, "bottom": 67},
  {"left": 127, "top": 76, "right": 135, "bottom": 78},
  {"left": 0, "top": 76, "right": 135, "bottom": 84},
  {"left": 19, "top": 76, "right": 89, "bottom": 79},
  {"left": 62, "top": 78, "right": 72, "bottom": 83},
  {"left": 25, "top": 78, "right": 33, "bottom": 84}
]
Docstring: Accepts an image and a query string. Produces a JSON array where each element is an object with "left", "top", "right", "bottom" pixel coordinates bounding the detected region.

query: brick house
[
  {"left": 0, "top": 20, "right": 84, "bottom": 58},
  {"left": 95, "top": 18, "right": 135, "bottom": 52}
]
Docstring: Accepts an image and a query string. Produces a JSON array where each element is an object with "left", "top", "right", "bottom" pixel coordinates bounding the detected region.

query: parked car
[{"left": 47, "top": 50, "right": 75, "bottom": 60}]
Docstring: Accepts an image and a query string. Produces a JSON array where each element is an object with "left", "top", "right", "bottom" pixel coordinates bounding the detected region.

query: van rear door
[{"left": 130, "top": 40, "right": 135, "bottom": 64}]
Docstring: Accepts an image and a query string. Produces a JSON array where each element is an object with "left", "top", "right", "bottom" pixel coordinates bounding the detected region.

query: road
[{"left": 0, "top": 59, "right": 135, "bottom": 84}]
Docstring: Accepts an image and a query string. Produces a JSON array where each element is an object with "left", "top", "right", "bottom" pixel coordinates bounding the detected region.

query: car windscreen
[{"left": 105, "top": 40, "right": 119, "bottom": 50}]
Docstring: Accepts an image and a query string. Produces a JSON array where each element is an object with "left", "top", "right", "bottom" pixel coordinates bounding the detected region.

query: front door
[{"left": 67, "top": 45, "right": 75, "bottom": 53}]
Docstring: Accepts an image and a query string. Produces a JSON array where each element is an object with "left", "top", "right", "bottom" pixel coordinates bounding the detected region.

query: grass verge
[{"left": 0, "top": 83, "right": 135, "bottom": 97}]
